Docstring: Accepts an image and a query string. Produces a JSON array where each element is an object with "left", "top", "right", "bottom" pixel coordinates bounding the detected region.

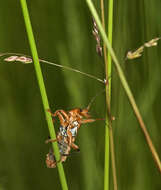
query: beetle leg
[
  {"left": 57, "top": 110, "right": 69, "bottom": 120},
  {"left": 52, "top": 110, "right": 69, "bottom": 121},
  {"left": 56, "top": 112, "right": 69, "bottom": 127},
  {"left": 45, "top": 138, "right": 57, "bottom": 144},
  {"left": 71, "top": 142, "right": 80, "bottom": 152},
  {"left": 47, "top": 109, "right": 69, "bottom": 127},
  {"left": 45, "top": 133, "right": 62, "bottom": 144}
]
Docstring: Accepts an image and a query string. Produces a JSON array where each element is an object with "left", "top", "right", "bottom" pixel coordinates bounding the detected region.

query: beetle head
[{"left": 69, "top": 108, "right": 90, "bottom": 118}]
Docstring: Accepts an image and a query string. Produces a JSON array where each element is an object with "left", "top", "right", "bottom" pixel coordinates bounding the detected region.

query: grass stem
[
  {"left": 106, "top": 1, "right": 118, "bottom": 190},
  {"left": 100, "top": 0, "right": 117, "bottom": 189},
  {"left": 100, "top": 0, "right": 110, "bottom": 189},
  {"left": 86, "top": 0, "right": 161, "bottom": 173},
  {"left": 19, "top": 0, "right": 69, "bottom": 189}
]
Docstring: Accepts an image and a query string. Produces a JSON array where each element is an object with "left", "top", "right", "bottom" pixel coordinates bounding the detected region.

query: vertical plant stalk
[
  {"left": 106, "top": 0, "right": 118, "bottom": 190},
  {"left": 86, "top": 0, "right": 161, "bottom": 173},
  {"left": 100, "top": 0, "right": 117, "bottom": 189},
  {"left": 100, "top": 1, "right": 110, "bottom": 190},
  {"left": 19, "top": 0, "right": 69, "bottom": 189}
]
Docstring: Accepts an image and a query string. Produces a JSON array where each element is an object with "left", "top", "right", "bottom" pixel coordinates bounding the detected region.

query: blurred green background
[{"left": 0, "top": 0, "right": 161, "bottom": 189}]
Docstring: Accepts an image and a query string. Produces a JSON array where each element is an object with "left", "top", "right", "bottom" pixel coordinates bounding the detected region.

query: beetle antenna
[{"left": 87, "top": 88, "right": 105, "bottom": 110}]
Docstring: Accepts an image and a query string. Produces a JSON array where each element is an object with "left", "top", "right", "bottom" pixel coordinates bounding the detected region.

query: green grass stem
[
  {"left": 19, "top": 0, "right": 69, "bottom": 189},
  {"left": 86, "top": 0, "right": 161, "bottom": 173},
  {"left": 100, "top": 0, "right": 117, "bottom": 189},
  {"left": 106, "top": 0, "right": 118, "bottom": 190},
  {"left": 100, "top": 1, "right": 110, "bottom": 189}
]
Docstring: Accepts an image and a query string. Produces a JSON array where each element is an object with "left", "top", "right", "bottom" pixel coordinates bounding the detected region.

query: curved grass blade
[
  {"left": 0, "top": 52, "right": 105, "bottom": 84},
  {"left": 86, "top": 0, "right": 161, "bottom": 173}
]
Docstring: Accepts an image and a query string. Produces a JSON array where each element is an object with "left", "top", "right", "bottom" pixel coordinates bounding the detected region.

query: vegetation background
[{"left": 0, "top": 0, "right": 161, "bottom": 189}]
